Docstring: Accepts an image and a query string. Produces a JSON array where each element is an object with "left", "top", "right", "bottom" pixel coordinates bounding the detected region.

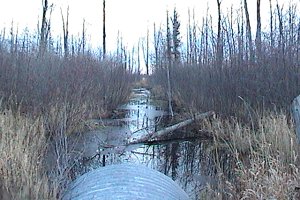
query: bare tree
[
  {"left": 103, "top": 0, "right": 106, "bottom": 59},
  {"left": 61, "top": 6, "right": 69, "bottom": 58},
  {"left": 171, "top": 8, "right": 181, "bottom": 63},
  {"left": 39, "top": 0, "right": 52, "bottom": 54},
  {"left": 81, "top": 19, "right": 86, "bottom": 55},
  {"left": 256, "top": 0, "right": 262, "bottom": 62},
  {"left": 216, "top": 0, "right": 223, "bottom": 67},
  {"left": 276, "top": 1, "right": 284, "bottom": 59},
  {"left": 142, "top": 28, "right": 149, "bottom": 75},
  {"left": 137, "top": 39, "right": 141, "bottom": 74},
  {"left": 10, "top": 21, "right": 14, "bottom": 54},
  {"left": 166, "top": 10, "right": 174, "bottom": 117},
  {"left": 243, "top": 0, "right": 254, "bottom": 64},
  {"left": 153, "top": 23, "right": 162, "bottom": 69},
  {"left": 186, "top": 9, "right": 197, "bottom": 64},
  {"left": 269, "top": 0, "right": 274, "bottom": 47},
  {"left": 237, "top": 3, "right": 244, "bottom": 65}
]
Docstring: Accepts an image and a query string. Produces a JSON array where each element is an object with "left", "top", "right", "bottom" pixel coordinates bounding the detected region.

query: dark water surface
[{"left": 68, "top": 88, "right": 221, "bottom": 199}]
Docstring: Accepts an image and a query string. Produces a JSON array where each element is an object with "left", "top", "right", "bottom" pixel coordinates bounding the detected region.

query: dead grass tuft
[
  {"left": 0, "top": 108, "right": 58, "bottom": 200},
  {"left": 202, "top": 112, "right": 300, "bottom": 199}
]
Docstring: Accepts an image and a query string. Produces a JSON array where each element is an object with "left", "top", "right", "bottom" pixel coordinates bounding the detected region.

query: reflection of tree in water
[
  {"left": 163, "top": 143, "right": 180, "bottom": 179},
  {"left": 156, "top": 140, "right": 235, "bottom": 199}
]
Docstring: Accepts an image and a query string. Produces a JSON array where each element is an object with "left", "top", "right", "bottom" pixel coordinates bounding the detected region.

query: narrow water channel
[{"left": 70, "top": 88, "right": 222, "bottom": 199}]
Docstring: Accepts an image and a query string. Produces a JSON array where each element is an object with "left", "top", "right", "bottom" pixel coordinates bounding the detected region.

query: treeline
[
  {"left": 151, "top": 0, "right": 300, "bottom": 118},
  {"left": 0, "top": 0, "right": 135, "bottom": 120}
]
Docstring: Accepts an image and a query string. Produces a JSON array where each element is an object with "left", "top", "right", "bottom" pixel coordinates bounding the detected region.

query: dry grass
[
  {"left": 200, "top": 112, "right": 300, "bottom": 199},
  {"left": 0, "top": 108, "right": 58, "bottom": 200},
  {"left": 0, "top": 27, "right": 134, "bottom": 199}
]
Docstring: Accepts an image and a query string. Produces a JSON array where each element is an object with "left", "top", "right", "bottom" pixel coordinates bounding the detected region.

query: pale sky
[{"left": 0, "top": 0, "right": 292, "bottom": 52}]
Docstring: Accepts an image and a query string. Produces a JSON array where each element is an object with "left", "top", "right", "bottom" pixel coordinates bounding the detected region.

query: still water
[{"left": 71, "top": 88, "right": 224, "bottom": 199}]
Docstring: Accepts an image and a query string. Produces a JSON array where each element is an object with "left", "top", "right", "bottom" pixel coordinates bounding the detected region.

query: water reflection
[
  {"left": 72, "top": 88, "right": 223, "bottom": 199},
  {"left": 119, "top": 88, "right": 166, "bottom": 143}
]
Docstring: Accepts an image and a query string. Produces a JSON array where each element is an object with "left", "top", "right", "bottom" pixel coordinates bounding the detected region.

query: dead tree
[
  {"left": 237, "top": 3, "right": 244, "bottom": 66},
  {"left": 137, "top": 39, "right": 141, "bottom": 74},
  {"left": 103, "top": 0, "right": 106, "bottom": 59},
  {"left": 142, "top": 28, "right": 149, "bottom": 75},
  {"left": 171, "top": 8, "right": 181, "bottom": 63},
  {"left": 39, "top": 0, "right": 52, "bottom": 54},
  {"left": 276, "top": 1, "right": 284, "bottom": 58},
  {"left": 216, "top": 0, "right": 223, "bottom": 67},
  {"left": 243, "top": 0, "right": 254, "bottom": 64},
  {"left": 187, "top": 9, "right": 197, "bottom": 65},
  {"left": 187, "top": 10, "right": 191, "bottom": 64},
  {"left": 153, "top": 23, "right": 162, "bottom": 69},
  {"left": 166, "top": 10, "right": 174, "bottom": 117},
  {"left": 269, "top": 0, "right": 274, "bottom": 47},
  {"left": 255, "top": 0, "right": 262, "bottom": 62},
  {"left": 61, "top": 6, "right": 69, "bottom": 58},
  {"left": 81, "top": 19, "right": 86, "bottom": 55}
]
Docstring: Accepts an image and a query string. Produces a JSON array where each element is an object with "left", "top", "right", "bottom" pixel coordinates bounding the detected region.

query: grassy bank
[
  {"left": 150, "top": 3, "right": 300, "bottom": 198},
  {"left": 0, "top": 108, "right": 57, "bottom": 199},
  {"left": 0, "top": 31, "right": 134, "bottom": 198},
  {"left": 198, "top": 112, "right": 299, "bottom": 199}
]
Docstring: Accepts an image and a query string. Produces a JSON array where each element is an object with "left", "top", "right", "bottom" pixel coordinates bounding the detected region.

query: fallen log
[
  {"left": 82, "top": 111, "right": 214, "bottom": 161},
  {"left": 141, "top": 131, "right": 214, "bottom": 146},
  {"left": 130, "top": 111, "right": 215, "bottom": 144}
]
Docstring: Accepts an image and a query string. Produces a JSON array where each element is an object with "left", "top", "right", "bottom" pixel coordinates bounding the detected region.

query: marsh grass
[
  {"left": 199, "top": 112, "right": 300, "bottom": 199},
  {"left": 0, "top": 108, "right": 58, "bottom": 200},
  {"left": 0, "top": 27, "right": 134, "bottom": 199}
]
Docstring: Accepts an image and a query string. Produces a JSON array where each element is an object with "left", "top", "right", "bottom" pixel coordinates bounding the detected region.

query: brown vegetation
[
  {"left": 0, "top": 18, "right": 133, "bottom": 200},
  {"left": 152, "top": 2, "right": 300, "bottom": 118},
  {"left": 1, "top": 0, "right": 300, "bottom": 199},
  {"left": 199, "top": 113, "right": 299, "bottom": 199},
  {"left": 151, "top": 1, "right": 300, "bottom": 199}
]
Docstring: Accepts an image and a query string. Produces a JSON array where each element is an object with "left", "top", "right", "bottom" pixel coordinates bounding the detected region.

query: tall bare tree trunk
[
  {"left": 103, "top": 0, "right": 106, "bottom": 59},
  {"left": 269, "top": 0, "right": 274, "bottom": 47},
  {"left": 171, "top": 8, "right": 181, "bottom": 64},
  {"left": 166, "top": 11, "right": 174, "bottom": 117},
  {"left": 243, "top": 0, "right": 254, "bottom": 64},
  {"left": 81, "top": 19, "right": 86, "bottom": 55},
  {"left": 146, "top": 28, "right": 149, "bottom": 75},
  {"left": 187, "top": 9, "right": 191, "bottom": 64},
  {"left": 216, "top": 0, "right": 223, "bottom": 67},
  {"left": 40, "top": 0, "right": 51, "bottom": 55},
  {"left": 142, "top": 28, "right": 149, "bottom": 75},
  {"left": 61, "top": 6, "right": 69, "bottom": 58},
  {"left": 256, "top": 0, "right": 262, "bottom": 62},
  {"left": 276, "top": 1, "right": 284, "bottom": 61},
  {"left": 153, "top": 23, "right": 162, "bottom": 69},
  {"left": 237, "top": 3, "right": 244, "bottom": 66},
  {"left": 137, "top": 39, "right": 141, "bottom": 74}
]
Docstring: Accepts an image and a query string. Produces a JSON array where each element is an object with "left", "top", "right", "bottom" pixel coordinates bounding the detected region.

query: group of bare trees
[
  {"left": 151, "top": 0, "right": 300, "bottom": 117},
  {"left": 37, "top": 0, "right": 107, "bottom": 60}
]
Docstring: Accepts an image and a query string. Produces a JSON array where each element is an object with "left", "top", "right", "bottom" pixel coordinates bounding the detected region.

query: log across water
[{"left": 130, "top": 111, "right": 215, "bottom": 144}]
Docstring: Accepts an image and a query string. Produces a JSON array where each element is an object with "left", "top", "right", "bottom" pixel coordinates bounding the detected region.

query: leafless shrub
[
  {"left": 152, "top": 2, "right": 300, "bottom": 119},
  {"left": 0, "top": 22, "right": 133, "bottom": 199}
]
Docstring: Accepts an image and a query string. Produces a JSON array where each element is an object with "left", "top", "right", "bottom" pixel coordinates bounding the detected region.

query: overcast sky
[{"left": 0, "top": 0, "right": 292, "bottom": 52}]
